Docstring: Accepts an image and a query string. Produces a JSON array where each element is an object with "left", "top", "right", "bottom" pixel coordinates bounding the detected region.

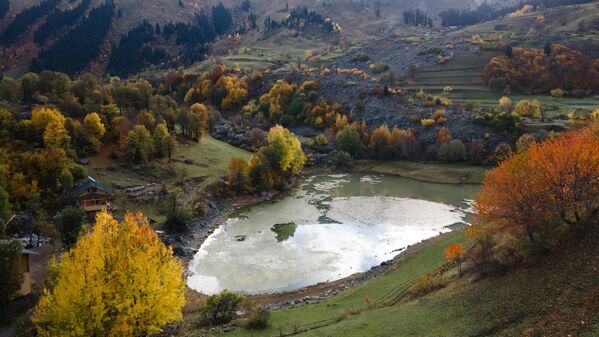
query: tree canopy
[{"left": 33, "top": 212, "right": 185, "bottom": 336}]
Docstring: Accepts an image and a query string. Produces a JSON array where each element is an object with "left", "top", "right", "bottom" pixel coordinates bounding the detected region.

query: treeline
[
  {"left": 107, "top": 21, "right": 167, "bottom": 77},
  {"left": 0, "top": 0, "right": 60, "bottom": 45},
  {"left": 34, "top": 0, "right": 92, "bottom": 45},
  {"left": 440, "top": 0, "right": 593, "bottom": 27},
  {"left": 439, "top": 2, "right": 516, "bottom": 27},
  {"left": 31, "top": 1, "right": 115, "bottom": 76},
  {"left": 0, "top": 0, "right": 9, "bottom": 21},
  {"left": 402, "top": 9, "right": 433, "bottom": 28},
  {"left": 109, "top": 3, "right": 233, "bottom": 77},
  {"left": 264, "top": 7, "right": 334, "bottom": 32},
  {"left": 483, "top": 44, "right": 599, "bottom": 95}
]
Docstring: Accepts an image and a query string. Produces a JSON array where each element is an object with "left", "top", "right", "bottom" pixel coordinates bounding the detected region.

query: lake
[{"left": 187, "top": 172, "right": 480, "bottom": 295}]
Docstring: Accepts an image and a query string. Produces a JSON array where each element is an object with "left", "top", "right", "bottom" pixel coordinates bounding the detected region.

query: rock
[{"left": 184, "top": 159, "right": 194, "bottom": 165}]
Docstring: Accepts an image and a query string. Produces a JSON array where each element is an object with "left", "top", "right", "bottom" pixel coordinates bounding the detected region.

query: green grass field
[
  {"left": 200, "top": 218, "right": 599, "bottom": 337},
  {"left": 214, "top": 231, "right": 471, "bottom": 337},
  {"left": 352, "top": 160, "right": 488, "bottom": 185},
  {"left": 86, "top": 135, "right": 251, "bottom": 224}
]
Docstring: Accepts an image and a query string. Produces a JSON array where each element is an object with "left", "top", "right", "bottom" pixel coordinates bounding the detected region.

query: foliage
[
  {"left": 513, "top": 100, "right": 542, "bottom": 118},
  {"left": 368, "top": 124, "right": 392, "bottom": 159},
  {"left": 244, "top": 305, "right": 271, "bottom": 330},
  {"left": 226, "top": 157, "right": 249, "bottom": 192},
  {"left": 438, "top": 140, "right": 466, "bottom": 162},
  {"left": 444, "top": 243, "right": 465, "bottom": 274},
  {"left": 265, "top": 125, "right": 305, "bottom": 176},
  {"left": 34, "top": 0, "right": 91, "bottom": 45},
  {"left": 370, "top": 63, "right": 390, "bottom": 74},
  {"left": 0, "top": 240, "right": 23, "bottom": 323},
  {"left": 475, "top": 127, "right": 599, "bottom": 242},
  {"left": 337, "top": 126, "right": 364, "bottom": 157},
  {"left": 126, "top": 125, "right": 154, "bottom": 163},
  {"left": 201, "top": 290, "right": 244, "bottom": 326},
  {"left": 33, "top": 212, "right": 185, "bottom": 336},
  {"left": 31, "top": 2, "right": 115, "bottom": 76},
  {"left": 0, "top": 166, "right": 11, "bottom": 236},
  {"left": 0, "top": 0, "right": 60, "bottom": 45},
  {"left": 56, "top": 206, "right": 86, "bottom": 249},
  {"left": 483, "top": 45, "right": 599, "bottom": 95}
]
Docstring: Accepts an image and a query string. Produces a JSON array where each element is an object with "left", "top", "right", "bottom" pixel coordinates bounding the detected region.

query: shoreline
[{"left": 178, "top": 167, "right": 474, "bottom": 311}]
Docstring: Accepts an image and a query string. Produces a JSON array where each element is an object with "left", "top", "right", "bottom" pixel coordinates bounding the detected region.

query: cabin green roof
[{"left": 72, "top": 176, "right": 111, "bottom": 197}]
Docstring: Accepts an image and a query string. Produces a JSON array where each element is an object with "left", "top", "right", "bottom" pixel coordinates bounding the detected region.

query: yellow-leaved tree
[{"left": 33, "top": 212, "right": 185, "bottom": 337}]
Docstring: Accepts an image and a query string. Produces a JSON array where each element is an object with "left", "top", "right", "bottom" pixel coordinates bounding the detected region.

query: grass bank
[
  {"left": 352, "top": 160, "right": 488, "bottom": 185},
  {"left": 87, "top": 135, "right": 251, "bottom": 223}
]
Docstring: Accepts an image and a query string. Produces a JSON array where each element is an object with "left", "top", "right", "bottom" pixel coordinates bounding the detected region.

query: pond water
[{"left": 187, "top": 172, "right": 480, "bottom": 295}]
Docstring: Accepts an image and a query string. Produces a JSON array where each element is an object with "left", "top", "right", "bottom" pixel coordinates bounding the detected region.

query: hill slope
[{"left": 194, "top": 218, "right": 599, "bottom": 336}]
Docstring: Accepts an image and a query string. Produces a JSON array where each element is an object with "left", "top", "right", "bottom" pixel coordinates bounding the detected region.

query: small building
[
  {"left": 72, "top": 177, "right": 111, "bottom": 214},
  {"left": 0, "top": 240, "right": 37, "bottom": 298},
  {"left": 18, "top": 247, "right": 37, "bottom": 297}
]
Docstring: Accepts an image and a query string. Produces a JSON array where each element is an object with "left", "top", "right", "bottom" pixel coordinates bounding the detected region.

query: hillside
[{"left": 171, "top": 217, "right": 599, "bottom": 336}]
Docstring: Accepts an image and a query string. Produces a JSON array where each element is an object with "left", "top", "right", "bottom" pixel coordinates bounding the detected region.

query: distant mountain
[{"left": 0, "top": 0, "right": 478, "bottom": 77}]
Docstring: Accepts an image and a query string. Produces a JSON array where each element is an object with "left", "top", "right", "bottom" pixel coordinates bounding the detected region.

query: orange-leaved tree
[
  {"left": 33, "top": 212, "right": 185, "bottom": 337},
  {"left": 475, "top": 125, "right": 599, "bottom": 242},
  {"left": 444, "top": 243, "right": 465, "bottom": 275}
]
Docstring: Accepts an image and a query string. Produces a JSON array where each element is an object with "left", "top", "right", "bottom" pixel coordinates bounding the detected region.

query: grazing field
[
  {"left": 404, "top": 49, "right": 599, "bottom": 118},
  {"left": 86, "top": 135, "right": 251, "bottom": 224},
  {"left": 215, "top": 231, "right": 471, "bottom": 337},
  {"left": 352, "top": 160, "right": 488, "bottom": 185}
]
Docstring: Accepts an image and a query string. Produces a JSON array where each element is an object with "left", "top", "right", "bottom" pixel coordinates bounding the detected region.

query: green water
[{"left": 188, "top": 172, "right": 480, "bottom": 295}]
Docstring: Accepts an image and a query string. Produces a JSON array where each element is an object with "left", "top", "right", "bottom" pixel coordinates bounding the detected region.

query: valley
[{"left": 0, "top": 0, "right": 598, "bottom": 336}]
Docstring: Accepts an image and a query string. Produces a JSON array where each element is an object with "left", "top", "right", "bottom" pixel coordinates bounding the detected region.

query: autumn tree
[
  {"left": 513, "top": 100, "right": 542, "bottom": 118},
  {"left": 368, "top": 124, "right": 392, "bottom": 159},
  {"left": 82, "top": 112, "right": 105, "bottom": 153},
  {"left": 475, "top": 127, "right": 599, "bottom": 242},
  {"left": 389, "top": 127, "right": 418, "bottom": 159},
  {"left": 0, "top": 240, "right": 23, "bottom": 324},
  {"left": 444, "top": 243, "right": 465, "bottom": 275},
  {"left": 226, "top": 157, "right": 249, "bottom": 192},
  {"left": 265, "top": 125, "right": 305, "bottom": 177},
  {"left": 33, "top": 212, "right": 185, "bottom": 336},
  {"left": 127, "top": 125, "right": 154, "bottom": 163},
  {"left": 153, "top": 123, "right": 171, "bottom": 158}
]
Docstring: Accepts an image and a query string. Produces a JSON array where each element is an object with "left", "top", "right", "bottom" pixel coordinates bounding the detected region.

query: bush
[
  {"left": 550, "top": 88, "right": 565, "bottom": 98},
  {"left": 332, "top": 151, "right": 352, "bottom": 168},
  {"left": 244, "top": 305, "right": 270, "bottom": 330},
  {"left": 437, "top": 139, "right": 466, "bottom": 162},
  {"left": 421, "top": 118, "right": 435, "bottom": 127},
  {"left": 201, "top": 290, "right": 244, "bottom": 326},
  {"left": 314, "top": 133, "right": 329, "bottom": 146},
  {"left": 337, "top": 126, "right": 363, "bottom": 157},
  {"left": 493, "top": 142, "right": 513, "bottom": 163},
  {"left": 351, "top": 54, "right": 369, "bottom": 62},
  {"left": 514, "top": 100, "right": 542, "bottom": 118},
  {"left": 370, "top": 63, "right": 390, "bottom": 74}
]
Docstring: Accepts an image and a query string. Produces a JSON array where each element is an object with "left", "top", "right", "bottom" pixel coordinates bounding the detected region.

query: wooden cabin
[
  {"left": 18, "top": 247, "right": 37, "bottom": 296},
  {"left": 72, "top": 177, "right": 111, "bottom": 213}
]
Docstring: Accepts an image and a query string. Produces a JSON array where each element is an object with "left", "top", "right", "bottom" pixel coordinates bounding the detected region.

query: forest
[
  {"left": 30, "top": 1, "right": 115, "bottom": 76},
  {"left": 0, "top": 0, "right": 61, "bottom": 45}
]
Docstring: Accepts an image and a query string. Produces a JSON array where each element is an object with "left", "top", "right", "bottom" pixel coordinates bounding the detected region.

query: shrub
[
  {"left": 337, "top": 126, "right": 363, "bottom": 157},
  {"left": 333, "top": 151, "right": 352, "bottom": 168},
  {"left": 514, "top": 100, "right": 542, "bottom": 118},
  {"left": 351, "top": 54, "right": 370, "bottom": 62},
  {"left": 443, "top": 86, "right": 453, "bottom": 93},
  {"left": 550, "top": 88, "right": 565, "bottom": 98},
  {"left": 492, "top": 142, "right": 513, "bottom": 163},
  {"left": 420, "top": 118, "right": 435, "bottom": 127},
  {"left": 438, "top": 139, "right": 466, "bottom": 162},
  {"left": 201, "top": 290, "right": 244, "bottom": 326},
  {"left": 244, "top": 305, "right": 270, "bottom": 330},
  {"left": 314, "top": 133, "right": 329, "bottom": 146},
  {"left": 593, "top": 108, "right": 599, "bottom": 120},
  {"left": 370, "top": 63, "right": 390, "bottom": 74}
]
